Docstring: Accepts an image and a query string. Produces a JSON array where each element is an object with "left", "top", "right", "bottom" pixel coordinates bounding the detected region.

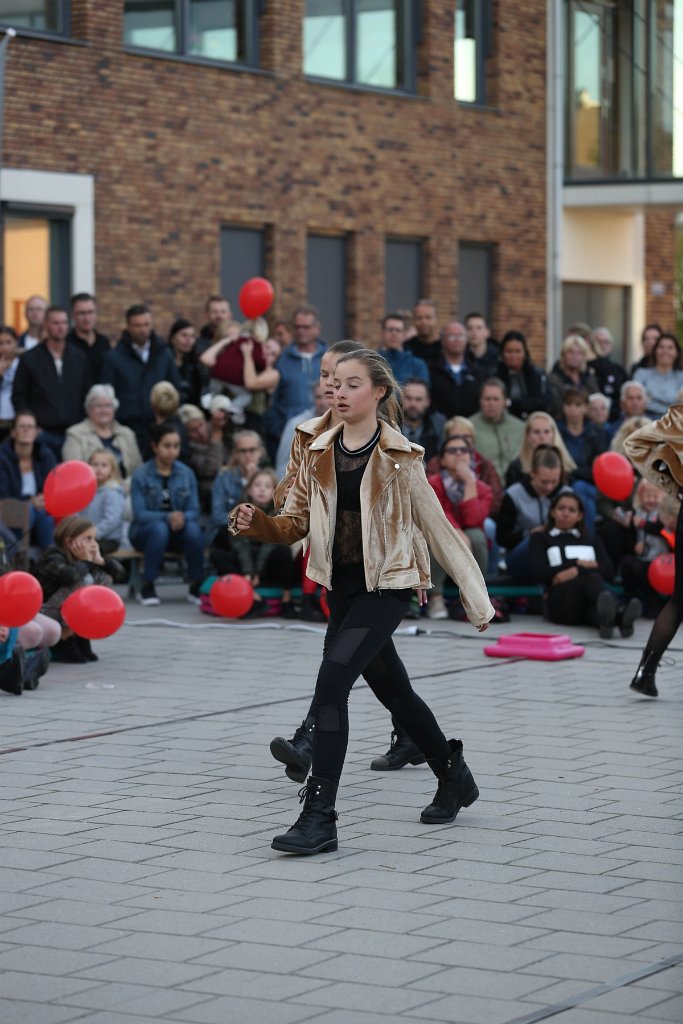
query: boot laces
[{"left": 291, "top": 720, "right": 311, "bottom": 744}]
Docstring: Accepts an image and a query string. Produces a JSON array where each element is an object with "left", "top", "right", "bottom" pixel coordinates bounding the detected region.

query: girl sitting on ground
[
  {"left": 83, "top": 450, "right": 127, "bottom": 555},
  {"left": 34, "top": 515, "right": 125, "bottom": 663}
]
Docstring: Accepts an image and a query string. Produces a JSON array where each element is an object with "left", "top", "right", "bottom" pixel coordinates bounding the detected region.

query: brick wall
[
  {"left": 3, "top": 1, "right": 548, "bottom": 352},
  {"left": 644, "top": 209, "right": 679, "bottom": 333}
]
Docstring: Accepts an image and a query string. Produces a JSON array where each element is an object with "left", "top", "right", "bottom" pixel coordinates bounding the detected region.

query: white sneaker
[
  {"left": 137, "top": 582, "right": 160, "bottom": 607},
  {"left": 428, "top": 594, "right": 448, "bottom": 620}
]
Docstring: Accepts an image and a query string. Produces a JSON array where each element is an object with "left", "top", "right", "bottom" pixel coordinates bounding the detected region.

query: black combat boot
[
  {"left": 370, "top": 718, "right": 426, "bottom": 771},
  {"left": 270, "top": 715, "right": 315, "bottom": 782},
  {"left": 421, "top": 739, "right": 479, "bottom": 824},
  {"left": 630, "top": 648, "right": 660, "bottom": 698},
  {"left": 22, "top": 648, "right": 51, "bottom": 691},
  {"left": 271, "top": 776, "right": 338, "bottom": 855},
  {"left": 0, "top": 648, "right": 25, "bottom": 696}
]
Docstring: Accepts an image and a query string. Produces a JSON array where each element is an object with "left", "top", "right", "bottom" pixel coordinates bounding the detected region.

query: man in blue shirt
[{"left": 378, "top": 313, "right": 430, "bottom": 386}]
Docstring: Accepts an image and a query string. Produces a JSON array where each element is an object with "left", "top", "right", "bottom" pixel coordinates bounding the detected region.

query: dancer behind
[
  {"left": 624, "top": 404, "right": 683, "bottom": 697},
  {"left": 269, "top": 340, "right": 430, "bottom": 781},
  {"left": 529, "top": 491, "right": 641, "bottom": 639},
  {"left": 231, "top": 350, "right": 494, "bottom": 855}
]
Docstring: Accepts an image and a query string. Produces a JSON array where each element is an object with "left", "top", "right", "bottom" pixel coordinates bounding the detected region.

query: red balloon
[
  {"left": 238, "top": 277, "right": 274, "bottom": 319},
  {"left": 62, "top": 586, "right": 126, "bottom": 640},
  {"left": 210, "top": 575, "right": 254, "bottom": 618},
  {"left": 0, "top": 572, "right": 43, "bottom": 627},
  {"left": 647, "top": 554, "right": 676, "bottom": 596},
  {"left": 44, "top": 461, "right": 97, "bottom": 518},
  {"left": 593, "top": 451, "right": 635, "bottom": 502}
]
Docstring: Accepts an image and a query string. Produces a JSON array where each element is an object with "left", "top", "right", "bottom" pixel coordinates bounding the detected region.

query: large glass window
[
  {"left": 562, "top": 283, "right": 631, "bottom": 364},
  {"left": 304, "top": 0, "right": 413, "bottom": 92},
  {"left": 454, "top": 0, "right": 492, "bottom": 104},
  {"left": 0, "top": 1, "right": 67, "bottom": 34},
  {"left": 123, "top": 0, "right": 257, "bottom": 65},
  {"left": 2, "top": 208, "right": 71, "bottom": 330}
]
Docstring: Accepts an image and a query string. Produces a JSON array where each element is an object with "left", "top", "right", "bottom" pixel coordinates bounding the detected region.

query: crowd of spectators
[{"left": 0, "top": 290, "right": 681, "bottom": 689}]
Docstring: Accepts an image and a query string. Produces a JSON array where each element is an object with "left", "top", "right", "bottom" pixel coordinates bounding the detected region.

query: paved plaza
[{"left": 1, "top": 587, "right": 682, "bottom": 1024}]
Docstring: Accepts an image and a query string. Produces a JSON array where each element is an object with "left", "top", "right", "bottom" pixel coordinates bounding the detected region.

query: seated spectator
[
  {"left": 596, "top": 415, "right": 651, "bottom": 570},
  {"left": 589, "top": 326, "right": 628, "bottom": 421},
  {"left": 169, "top": 318, "right": 206, "bottom": 407},
  {"left": 426, "top": 437, "right": 492, "bottom": 619},
  {"left": 178, "top": 404, "right": 230, "bottom": 513},
  {"left": 587, "top": 392, "right": 612, "bottom": 432},
  {"left": 231, "top": 469, "right": 297, "bottom": 618},
  {"left": 429, "top": 321, "right": 481, "bottom": 419},
  {"left": 621, "top": 485, "right": 678, "bottom": 617},
  {"left": 505, "top": 410, "right": 577, "bottom": 487},
  {"left": 630, "top": 323, "right": 661, "bottom": 376},
  {"left": 0, "top": 624, "right": 54, "bottom": 694},
  {"left": 148, "top": 381, "right": 190, "bottom": 462},
  {"left": 469, "top": 378, "right": 525, "bottom": 483},
  {"left": 556, "top": 387, "right": 608, "bottom": 532},
  {"left": 549, "top": 334, "right": 600, "bottom": 417},
  {"left": 130, "top": 423, "right": 204, "bottom": 607},
  {"left": 401, "top": 378, "right": 445, "bottom": 462},
  {"left": 377, "top": 312, "right": 429, "bottom": 385},
  {"left": 34, "top": 514, "right": 125, "bottom": 663},
  {"left": 496, "top": 331, "right": 551, "bottom": 420},
  {"left": 496, "top": 445, "right": 570, "bottom": 580},
  {"left": 62, "top": 384, "right": 143, "bottom": 480},
  {"left": 633, "top": 333, "right": 683, "bottom": 417},
  {"left": 0, "top": 411, "right": 56, "bottom": 549},
  {"left": 200, "top": 317, "right": 268, "bottom": 424},
  {"left": 83, "top": 450, "right": 127, "bottom": 555},
  {"left": 210, "top": 430, "right": 266, "bottom": 566},
  {"left": 0, "top": 325, "right": 20, "bottom": 443},
  {"left": 610, "top": 380, "right": 650, "bottom": 438},
  {"left": 528, "top": 491, "right": 638, "bottom": 639}
]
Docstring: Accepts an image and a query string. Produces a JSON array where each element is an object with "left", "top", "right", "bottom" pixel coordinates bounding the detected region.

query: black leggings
[
  {"left": 544, "top": 572, "right": 610, "bottom": 628},
  {"left": 310, "top": 574, "right": 450, "bottom": 785},
  {"left": 644, "top": 501, "right": 683, "bottom": 659}
]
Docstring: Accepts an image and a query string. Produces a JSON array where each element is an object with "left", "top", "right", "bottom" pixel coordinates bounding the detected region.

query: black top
[
  {"left": 332, "top": 427, "right": 380, "bottom": 568},
  {"left": 528, "top": 528, "right": 614, "bottom": 588},
  {"left": 11, "top": 343, "right": 91, "bottom": 433},
  {"left": 66, "top": 329, "right": 111, "bottom": 384}
]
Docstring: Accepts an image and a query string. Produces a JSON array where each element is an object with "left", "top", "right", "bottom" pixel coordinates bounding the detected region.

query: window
[
  {"left": 562, "top": 282, "right": 631, "bottom": 364},
  {"left": 0, "top": 1, "right": 67, "bottom": 34},
  {"left": 458, "top": 243, "right": 493, "bottom": 323},
  {"left": 307, "top": 235, "right": 347, "bottom": 341},
  {"left": 454, "top": 0, "right": 492, "bottom": 104},
  {"left": 2, "top": 207, "right": 71, "bottom": 330},
  {"left": 385, "top": 238, "right": 422, "bottom": 312},
  {"left": 303, "top": 0, "right": 415, "bottom": 92},
  {"left": 123, "top": 0, "right": 259, "bottom": 65},
  {"left": 220, "top": 225, "right": 265, "bottom": 314}
]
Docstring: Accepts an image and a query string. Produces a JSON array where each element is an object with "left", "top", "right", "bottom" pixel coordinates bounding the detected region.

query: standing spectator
[
  {"left": 590, "top": 326, "right": 628, "bottom": 422},
  {"left": 496, "top": 331, "right": 551, "bottom": 419},
  {"left": 66, "top": 293, "right": 111, "bottom": 382},
  {"left": 549, "top": 333, "right": 600, "bottom": 417},
  {"left": 505, "top": 410, "right": 576, "bottom": 487},
  {"left": 262, "top": 305, "right": 325, "bottom": 458},
  {"left": 83, "top": 450, "right": 127, "bottom": 555},
  {"left": 62, "top": 384, "right": 142, "bottom": 480},
  {"left": 630, "top": 323, "right": 662, "bottom": 376},
  {"left": 18, "top": 295, "right": 47, "bottom": 351},
  {"left": 273, "top": 320, "right": 294, "bottom": 348},
  {"left": 378, "top": 313, "right": 429, "bottom": 385},
  {"left": 401, "top": 379, "right": 445, "bottom": 462},
  {"left": 0, "top": 325, "right": 20, "bottom": 442},
  {"left": 557, "top": 387, "right": 608, "bottom": 532},
  {"left": 404, "top": 299, "right": 441, "bottom": 364},
  {"left": 197, "top": 295, "right": 233, "bottom": 353},
  {"left": 429, "top": 321, "right": 481, "bottom": 419},
  {"left": 12, "top": 306, "right": 91, "bottom": 459},
  {"left": 101, "top": 304, "right": 182, "bottom": 451},
  {"left": 130, "top": 423, "right": 204, "bottom": 607},
  {"left": 465, "top": 312, "right": 499, "bottom": 376},
  {"left": 633, "top": 333, "right": 683, "bottom": 417},
  {"left": 470, "top": 378, "right": 525, "bottom": 483},
  {"left": 168, "top": 318, "right": 205, "bottom": 407},
  {"left": 0, "top": 412, "right": 56, "bottom": 549}
]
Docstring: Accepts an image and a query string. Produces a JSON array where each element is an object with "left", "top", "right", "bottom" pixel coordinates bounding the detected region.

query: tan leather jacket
[
  {"left": 230, "top": 420, "right": 495, "bottom": 627},
  {"left": 623, "top": 403, "right": 683, "bottom": 503}
]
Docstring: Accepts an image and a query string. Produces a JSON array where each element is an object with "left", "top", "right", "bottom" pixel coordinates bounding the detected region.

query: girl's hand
[
  {"left": 415, "top": 588, "right": 428, "bottom": 607},
  {"left": 233, "top": 504, "right": 254, "bottom": 531},
  {"left": 477, "top": 622, "right": 489, "bottom": 632}
]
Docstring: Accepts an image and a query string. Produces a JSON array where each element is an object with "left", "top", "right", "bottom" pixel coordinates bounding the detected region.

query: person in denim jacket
[{"left": 130, "top": 422, "right": 204, "bottom": 606}]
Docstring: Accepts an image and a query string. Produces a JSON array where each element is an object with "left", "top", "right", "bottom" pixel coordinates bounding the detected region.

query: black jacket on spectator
[
  {"left": 101, "top": 333, "right": 183, "bottom": 436},
  {"left": 496, "top": 360, "right": 551, "bottom": 420},
  {"left": 401, "top": 408, "right": 446, "bottom": 463},
  {"left": 12, "top": 343, "right": 91, "bottom": 433},
  {"left": 429, "top": 359, "right": 481, "bottom": 419},
  {"left": 0, "top": 438, "right": 56, "bottom": 498},
  {"left": 466, "top": 339, "right": 500, "bottom": 377},
  {"left": 591, "top": 355, "right": 629, "bottom": 421},
  {"left": 66, "top": 329, "right": 111, "bottom": 384},
  {"left": 528, "top": 528, "right": 614, "bottom": 588},
  {"left": 404, "top": 337, "right": 442, "bottom": 365},
  {"left": 496, "top": 475, "right": 569, "bottom": 551},
  {"left": 557, "top": 421, "right": 609, "bottom": 483}
]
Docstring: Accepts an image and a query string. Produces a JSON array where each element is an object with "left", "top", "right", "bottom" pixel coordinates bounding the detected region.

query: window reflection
[
  {"left": 0, "top": 0, "right": 63, "bottom": 33},
  {"left": 454, "top": 0, "right": 478, "bottom": 102},
  {"left": 188, "top": 0, "right": 244, "bottom": 63},
  {"left": 304, "top": 0, "right": 347, "bottom": 80},
  {"left": 357, "top": 0, "right": 398, "bottom": 89},
  {"left": 124, "top": 0, "right": 177, "bottom": 53}
]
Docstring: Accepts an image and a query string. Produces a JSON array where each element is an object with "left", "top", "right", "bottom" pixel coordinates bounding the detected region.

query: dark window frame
[
  {"left": 454, "top": 0, "right": 494, "bottom": 107},
  {"left": 0, "top": 0, "right": 71, "bottom": 39},
  {"left": 123, "top": 0, "right": 262, "bottom": 69},
  {"left": 303, "top": 0, "right": 418, "bottom": 95}
]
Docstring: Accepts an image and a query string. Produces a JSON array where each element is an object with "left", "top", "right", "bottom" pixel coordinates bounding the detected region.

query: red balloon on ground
[
  {"left": 210, "top": 575, "right": 254, "bottom": 618},
  {"left": 593, "top": 451, "right": 635, "bottom": 502},
  {"left": 62, "top": 586, "right": 126, "bottom": 640},
  {"left": 0, "top": 572, "right": 43, "bottom": 627},
  {"left": 238, "top": 277, "right": 274, "bottom": 319},
  {"left": 44, "top": 461, "right": 97, "bottom": 518},
  {"left": 648, "top": 553, "right": 676, "bottom": 596}
]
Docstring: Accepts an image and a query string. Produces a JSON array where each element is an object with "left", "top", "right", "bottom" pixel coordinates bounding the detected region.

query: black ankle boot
[
  {"left": 77, "top": 637, "right": 98, "bottom": 662},
  {"left": 51, "top": 636, "right": 89, "bottom": 664},
  {"left": 371, "top": 718, "right": 426, "bottom": 771},
  {"left": 0, "top": 648, "right": 25, "bottom": 696},
  {"left": 421, "top": 739, "right": 479, "bottom": 824},
  {"left": 630, "top": 648, "right": 660, "bottom": 698},
  {"left": 271, "top": 776, "right": 338, "bottom": 855},
  {"left": 618, "top": 598, "right": 642, "bottom": 639},
  {"left": 270, "top": 715, "right": 315, "bottom": 782},
  {"left": 22, "top": 648, "right": 51, "bottom": 691},
  {"left": 597, "top": 590, "right": 617, "bottom": 639}
]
